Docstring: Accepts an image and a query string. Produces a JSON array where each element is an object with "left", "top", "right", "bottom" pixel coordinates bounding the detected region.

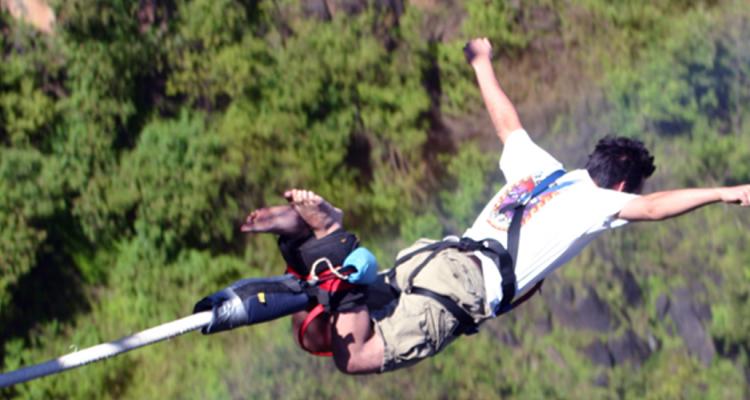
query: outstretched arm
[
  {"left": 618, "top": 185, "right": 750, "bottom": 222},
  {"left": 465, "top": 38, "right": 523, "bottom": 145}
]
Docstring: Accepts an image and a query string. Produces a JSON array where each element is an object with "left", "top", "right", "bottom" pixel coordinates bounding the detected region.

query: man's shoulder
[{"left": 499, "top": 131, "right": 564, "bottom": 183}]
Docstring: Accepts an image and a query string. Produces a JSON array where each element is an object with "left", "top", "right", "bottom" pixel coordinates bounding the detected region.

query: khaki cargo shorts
[{"left": 368, "top": 239, "right": 492, "bottom": 372}]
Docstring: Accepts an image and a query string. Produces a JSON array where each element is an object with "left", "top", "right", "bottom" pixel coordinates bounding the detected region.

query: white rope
[{"left": 0, "top": 311, "right": 213, "bottom": 388}]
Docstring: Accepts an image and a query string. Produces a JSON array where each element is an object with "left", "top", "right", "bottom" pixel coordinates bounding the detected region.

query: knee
[
  {"left": 333, "top": 353, "right": 371, "bottom": 375},
  {"left": 333, "top": 355, "right": 354, "bottom": 374},
  {"left": 331, "top": 339, "right": 383, "bottom": 375}
]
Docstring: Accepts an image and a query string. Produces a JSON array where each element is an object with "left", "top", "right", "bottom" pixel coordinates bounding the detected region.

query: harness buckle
[
  {"left": 309, "top": 257, "right": 347, "bottom": 283},
  {"left": 457, "top": 237, "right": 483, "bottom": 252}
]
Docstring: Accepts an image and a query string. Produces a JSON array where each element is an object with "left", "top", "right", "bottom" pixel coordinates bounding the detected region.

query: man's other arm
[
  {"left": 618, "top": 185, "right": 750, "bottom": 222},
  {"left": 465, "top": 38, "right": 523, "bottom": 145}
]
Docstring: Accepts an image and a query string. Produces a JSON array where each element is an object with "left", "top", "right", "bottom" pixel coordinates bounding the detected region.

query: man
[{"left": 208, "top": 37, "right": 750, "bottom": 375}]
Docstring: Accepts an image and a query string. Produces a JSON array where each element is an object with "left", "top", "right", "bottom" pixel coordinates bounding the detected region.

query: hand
[
  {"left": 717, "top": 184, "right": 750, "bottom": 206},
  {"left": 464, "top": 37, "right": 492, "bottom": 66}
]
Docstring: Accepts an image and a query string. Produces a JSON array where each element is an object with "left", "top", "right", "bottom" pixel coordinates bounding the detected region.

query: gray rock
[
  {"left": 667, "top": 287, "right": 716, "bottom": 366},
  {"left": 608, "top": 329, "right": 652, "bottom": 367},
  {"left": 302, "top": 0, "right": 332, "bottom": 20},
  {"left": 614, "top": 268, "right": 643, "bottom": 307},
  {"left": 548, "top": 284, "right": 616, "bottom": 333},
  {"left": 593, "top": 373, "right": 609, "bottom": 387},
  {"left": 655, "top": 294, "right": 670, "bottom": 320},
  {"left": 583, "top": 340, "right": 613, "bottom": 367},
  {"left": 584, "top": 330, "right": 653, "bottom": 369},
  {"left": 534, "top": 312, "right": 553, "bottom": 335}
]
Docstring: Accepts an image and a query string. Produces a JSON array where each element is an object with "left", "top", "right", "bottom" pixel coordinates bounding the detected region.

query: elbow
[
  {"left": 639, "top": 204, "right": 669, "bottom": 221},
  {"left": 647, "top": 211, "right": 668, "bottom": 221},
  {"left": 620, "top": 201, "right": 665, "bottom": 222}
]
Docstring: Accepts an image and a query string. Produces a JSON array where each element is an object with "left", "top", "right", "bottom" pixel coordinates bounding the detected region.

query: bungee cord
[{"left": 0, "top": 311, "right": 213, "bottom": 388}]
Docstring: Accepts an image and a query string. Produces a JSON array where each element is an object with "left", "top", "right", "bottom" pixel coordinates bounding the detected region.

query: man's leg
[
  {"left": 284, "top": 189, "right": 343, "bottom": 238},
  {"left": 240, "top": 204, "right": 312, "bottom": 237},
  {"left": 291, "top": 310, "right": 332, "bottom": 352},
  {"left": 241, "top": 200, "right": 327, "bottom": 348},
  {"left": 331, "top": 306, "right": 384, "bottom": 374},
  {"left": 286, "top": 189, "right": 384, "bottom": 374}
]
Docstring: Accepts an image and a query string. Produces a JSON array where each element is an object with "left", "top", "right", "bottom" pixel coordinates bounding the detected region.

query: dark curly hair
[{"left": 585, "top": 136, "right": 656, "bottom": 193}]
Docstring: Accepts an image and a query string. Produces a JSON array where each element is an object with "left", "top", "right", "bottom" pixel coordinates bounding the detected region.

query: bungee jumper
[
  {"left": 194, "top": 37, "right": 750, "bottom": 375},
  {"left": 2, "top": 37, "right": 749, "bottom": 386},
  {"left": 193, "top": 37, "right": 750, "bottom": 374}
]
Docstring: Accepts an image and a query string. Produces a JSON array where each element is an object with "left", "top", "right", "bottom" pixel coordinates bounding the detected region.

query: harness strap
[
  {"left": 296, "top": 268, "right": 360, "bottom": 357},
  {"left": 409, "top": 287, "right": 479, "bottom": 335},
  {"left": 397, "top": 237, "right": 505, "bottom": 295},
  {"left": 494, "top": 169, "right": 565, "bottom": 315},
  {"left": 508, "top": 279, "right": 544, "bottom": 311},
  {"left": 393, "top": 169, "right": 566, "bottom": 332},
  {"left": 298, "top": 304, "right": 332, "bottom": 356},
  {"left": 392, "top": 237, "right": 505, "bottom": 336},
  {"left": 499, "top": 169, "right": 567, "bottom": 264}
]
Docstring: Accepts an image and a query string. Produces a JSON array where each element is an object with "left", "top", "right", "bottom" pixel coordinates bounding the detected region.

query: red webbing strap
[
  {"left": 285, "top": 266, "right": 304, "bottom": 279},
  {"left": 296, "top": 270, "right": 355, "bottom": 357},
  {"left": 298, "top": 304, "right": 332, "bottom": 356}
]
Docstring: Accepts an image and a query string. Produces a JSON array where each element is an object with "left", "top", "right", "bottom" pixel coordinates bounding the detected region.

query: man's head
[{"left": 585, "top": 136, "right": 656, "bottom": 193}]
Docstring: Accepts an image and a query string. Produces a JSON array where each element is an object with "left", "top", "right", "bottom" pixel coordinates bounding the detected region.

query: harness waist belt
[{"left": 391, "top": 169, "right": 566, "bottom": 332}]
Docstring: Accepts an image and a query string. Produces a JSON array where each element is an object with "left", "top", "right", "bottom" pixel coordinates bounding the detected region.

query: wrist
[
  {"left": 471, "top": 57, "right": 492, "bottom": 70},
  {"left": 712, "top": 187, "right": 725, "bottom": 203}
]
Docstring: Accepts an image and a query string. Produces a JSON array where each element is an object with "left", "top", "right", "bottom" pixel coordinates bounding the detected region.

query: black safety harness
[{"left": 393, "top": 169, "right": 567, "bottom": 335}]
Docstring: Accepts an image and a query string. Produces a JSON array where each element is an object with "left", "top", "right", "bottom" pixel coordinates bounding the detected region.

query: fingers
[
  {"left": 243, "top": 210, "right": 256, "bottom": 223},
  {"left": 240, "top": 210, "right": 257, "bottom": 231},
  {"left": 463, "top": 37, "right": 492, "bottom": 51},
  {"left": 740, "top": 185, "right": 750, "bottom": 206},
  {"left": 724, "top": 185, "right": 750, "bottom": 206},
  {"left": 464, "top": 37, "right": 493, "bottom": 65}
]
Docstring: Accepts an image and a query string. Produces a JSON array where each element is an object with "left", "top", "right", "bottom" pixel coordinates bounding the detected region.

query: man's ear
[{"left": 612, "top": 181, "right": 627, "bottom": 192}]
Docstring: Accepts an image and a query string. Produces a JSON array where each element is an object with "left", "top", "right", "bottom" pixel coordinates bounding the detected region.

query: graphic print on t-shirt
[{"left": 486, "top": 173, "right": 571, "bottom": 232}]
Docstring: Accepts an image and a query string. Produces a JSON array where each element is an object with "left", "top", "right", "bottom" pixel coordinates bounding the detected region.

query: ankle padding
[{"left": 194, "top": 274, "right": 312, "bottom": 334}]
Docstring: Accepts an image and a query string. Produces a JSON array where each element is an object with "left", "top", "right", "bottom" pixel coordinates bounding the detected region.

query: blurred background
[{"left": 1, "top": 0, "right": 749, "bottom": 398}]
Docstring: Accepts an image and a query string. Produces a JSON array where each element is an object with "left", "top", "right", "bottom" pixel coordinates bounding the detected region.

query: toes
[
  {"left": 294, "top": 189, "right": 315, "bottom": 205},
  {"left": 283, "top": 189, "right": 299, "bottom": 202},
  {"left": 284, "top": 189, "right": 326, "bottom": 208}
]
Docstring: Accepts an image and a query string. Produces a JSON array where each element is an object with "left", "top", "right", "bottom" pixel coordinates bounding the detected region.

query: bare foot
[
  {"left": 284, "top": 189, "right": 343, "bottom": 238},
  {"left": 240, "top": 205, "right": 311, "bottom": 237}
]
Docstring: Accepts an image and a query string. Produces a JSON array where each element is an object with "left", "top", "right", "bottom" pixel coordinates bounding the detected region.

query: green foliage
[
  {"left": 0, "top": 148, "right": 63, "bottom": 306},
  {"left": 111, "top": 111, "right": 241, "bottom": 254},
  {"left": 439, "top": 143, "right": 498, "bottom": 229},
  {"left": 432, "top": 0, "right": 529, "bottom": 116},
  {"left": 167, "top": 0, "right": 271, "bottom": 107}
]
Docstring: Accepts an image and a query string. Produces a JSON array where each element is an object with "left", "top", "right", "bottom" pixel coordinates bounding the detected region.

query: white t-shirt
[{"left": 463, "top": 130, "right": 638, "bottom": 315}]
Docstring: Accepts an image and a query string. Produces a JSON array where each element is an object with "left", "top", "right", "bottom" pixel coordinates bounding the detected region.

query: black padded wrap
[
  {"left": 278, "top": 229, "right": 359, "bottom": 277},
  {"left": 194, "top": 274, "right": 313, "bottom": 334},
  {"left": 278, "top": 233, "right": 314, "bottom": 277},
  {"left": 323, "top": 286, "right": 368, "bottom": 313},
  {"left": 299, "top": 229, "right": 359, "bottom": 273}
]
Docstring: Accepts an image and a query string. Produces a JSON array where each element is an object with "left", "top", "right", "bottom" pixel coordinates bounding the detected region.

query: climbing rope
[{"left": 0, "top": 311, "right": 213, "bottom": 388}]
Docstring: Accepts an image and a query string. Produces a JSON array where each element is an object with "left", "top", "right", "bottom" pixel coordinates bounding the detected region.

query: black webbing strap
[
  {"left": 394, "top": 169, "right": 566, "bottom": 331},
  {"left": 409, "top": 287, "right": 479, "bottom": 335},
  {"left": 397, "top": 237, "right": 501, "bottom": 295},
  {"left": 498, "top": 169, "right": 567, "bottom": 266},
  {"left": 494, "top": 169, "right": 566, "bottom": 314},
  {"left": 395, "top": 237, "right": 508, "bottom": 336}
]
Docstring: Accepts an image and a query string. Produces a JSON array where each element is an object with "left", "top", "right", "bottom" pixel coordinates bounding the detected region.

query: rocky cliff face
[{"left": 485, "top": 273, "right": 724, "bottom": 381}]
